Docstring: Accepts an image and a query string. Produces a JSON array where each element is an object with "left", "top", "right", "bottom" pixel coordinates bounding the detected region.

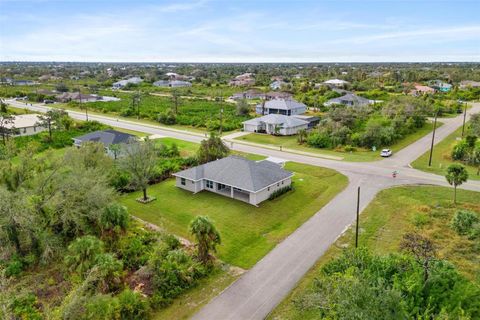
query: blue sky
[{"left": 1, "top": 0, "right": 479, "bottom": 62}]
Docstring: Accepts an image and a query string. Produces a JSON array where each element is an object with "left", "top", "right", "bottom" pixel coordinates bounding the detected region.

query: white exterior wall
[
  {"left": 249, "top": 177, "right": 292, "bottom": 205},
  {"left": 280, "top": 124, "right": 308, "bottom": 135},
  {"left": 243, "top": 123, "right": 261, "bottom": 133},
  {"left": 13, "top": 125, "right": 47, "bottom": 137},
  {"left": 175, "top": 177, "right": 203, "bottom": 193},
  {"left": 289, "top": 106, "right": 306, "bottom": 115}
]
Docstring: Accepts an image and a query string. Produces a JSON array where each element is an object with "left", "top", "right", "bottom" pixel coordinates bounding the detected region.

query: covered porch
[{"left": 214, "top": 182, "right": 251, "bottom": 204}]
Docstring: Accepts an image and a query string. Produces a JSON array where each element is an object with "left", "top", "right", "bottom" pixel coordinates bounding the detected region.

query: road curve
[{"left": 6, "top": 99, "right": 480, "bottom": 319}]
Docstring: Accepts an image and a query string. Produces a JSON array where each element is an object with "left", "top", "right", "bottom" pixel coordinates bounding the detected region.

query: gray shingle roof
[
  {"left": 325, "top": 93, "right": 370, "bottom": 107},
  {"left": 243, "top": 114, "right": 308, "bottom": 128},
  {"left": 73, "top": 130, "right": 136, "bottom": 146},
  {"left": 173, "top": 156, "right": 293, "bottom": 192},
  {"left": 258, "top": 99, "right": 306, "bottom": 111}
]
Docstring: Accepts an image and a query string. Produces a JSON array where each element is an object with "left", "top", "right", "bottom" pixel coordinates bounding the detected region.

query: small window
[
  {"left": 23, "top": 128, "right": 27, "bottom": 133},
  {"left": 181, "top": 178, "right": 186, "bottom": 186},
  {"left": 277, "top": 183, "right": 280, "bottom": 187},
  {"left": 282, "top": 181, "right": 284, "bottom": 185},
  {"left": 206, "top": 180, "right": 213, "bottom": 189},
  {"left": 268, "top": 187, "right": 270, "bottom": 191}
]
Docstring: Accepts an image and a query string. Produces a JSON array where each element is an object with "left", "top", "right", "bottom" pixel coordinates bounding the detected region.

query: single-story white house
[
  {"left": 112, "top": 77, "right": 143, "bottom": 89},
  {"left": 255, "top": 98, "right": 306, "bottom": 116},
  {"left": 324, "top": 93, "right": 371, "bottom": 107},
  {"left": 173, "top": 155, "right": 293, "bottom": 206},
  {"left": 243, "top": 114, "right": 309, "bottom": 135},
  {"left": 323, "top": 79, "right": 350, "bottom": 88},
  {"left": 153, "top": 80, "right": 192, "bottom": 88},
  {"left": 72, "top": 129, "right": 137, "bottom": 158},
  {"left": 1, "top": 114, "right": 46, "bottom": 137},
  {"left": 270, "top": 80, "right": 287, "bottom": 90}
]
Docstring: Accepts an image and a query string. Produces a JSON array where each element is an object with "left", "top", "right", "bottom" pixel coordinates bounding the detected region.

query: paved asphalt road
[{"left": 6, "top": 99, "right": 480, "bottom": 319}]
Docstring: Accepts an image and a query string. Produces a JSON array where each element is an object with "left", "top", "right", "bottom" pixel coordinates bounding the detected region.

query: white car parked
[{"left": 380, "top": 149, "right": 393, "bottom": 157}]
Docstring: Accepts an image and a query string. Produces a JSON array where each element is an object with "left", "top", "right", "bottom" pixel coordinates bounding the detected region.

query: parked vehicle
[
  {"left": 380, "top": 149, "right": 393, "bottom": 157},
  {"left": 43, "top": 99, "right": 55, "bottom": 104}
]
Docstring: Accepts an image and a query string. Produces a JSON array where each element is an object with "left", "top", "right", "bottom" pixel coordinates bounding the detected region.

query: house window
[
  {"left": 277, "top": 183, "right": 280, "bottom": 187},
  {"left": 23, "top": 128, "right": 27, "bottom": 133},
  {"left": 217, "top": 183, "right": 226, "bottom": 190},
  {"left": 268, "top": 187, "right": 270, "bottom": 191},
  {"left": 206, "top": 180, "right": 213, "bottom": 189},
  {"left": 181, "top": 178, "right": 186, "bottom": 186},
  {"left": 282, "top": 181, "right": 284, "bottom": 185}
]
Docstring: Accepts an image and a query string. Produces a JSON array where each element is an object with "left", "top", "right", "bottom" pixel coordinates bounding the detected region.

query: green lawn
[
  {"left": 120, "top": 162, "right": 348, "bottom": 269},
  {"left": 270, "top": 186, "right": 480, "bottom": 319},
  {"left": 235, "top": 121, "right": 440, "bottom": 162},
  {"left": 412, "top": 124, "right": 480, "bottom": 180}
]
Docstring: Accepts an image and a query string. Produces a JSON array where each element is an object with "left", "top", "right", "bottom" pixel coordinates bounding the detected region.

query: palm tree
[
  {"left": 297, "top": 129, "right": 307, "bottom": 144},
  {"left": 445, "top": 164, "right": 469, "bottom": 204},
  {"left": 189, "top": 216, "right": 221, "bottom": 265}
]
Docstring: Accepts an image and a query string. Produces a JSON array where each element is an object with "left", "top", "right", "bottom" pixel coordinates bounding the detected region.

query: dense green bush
[
  {"left": 296, "top": 248, "right": 480, "bottom": 319},
  {"left": 117, "top": 288, "right": 151, "bottom": 320},
  {"left": 268, "top": 184, "right": 293, "bottom": 200},
  {"left": 149, "top": 247, "right": 207, "bottom": 307},
  {"left": 11, "top": 293, "right": 43, "bottom": 320},
  {"left": 450, "top": 210, "right": 479, "bottom": 236}
]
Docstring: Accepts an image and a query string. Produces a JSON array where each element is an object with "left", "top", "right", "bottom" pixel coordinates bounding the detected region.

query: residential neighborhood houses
[
  {"left": 323, "top": 78, "right": 350, "bottom": 88},
  {"left": 153, "top": 80, "right": 192, "bottom": 88},
  {"left": 173, "top": 155, "right": 293, "bottom": 206},
  {"left": 0, "top": 114, "right": 46, "bottom": 136},
  {"left": 324, "top": 92, "right": 371, "bottom": 107},
  {"left": 112, "top": 76, "right": 143, "bottom": 89},
  {"left": 243, "top": 114, "right": 309, "bottom": 135},
  {"left": 459, "top": 80, "right": 480, "bottom": 89},
  {"left": 255, "top": 98, "right": 307, "bottom": 115},
  {"left": 409, "top": 84, "right": 436, "bottom": 96},
  {"left": 229, "top": 73, "right": 255, "bottom": 86},
  {"left": 72, "top": 129, "right": 137, "bottom": 158}
]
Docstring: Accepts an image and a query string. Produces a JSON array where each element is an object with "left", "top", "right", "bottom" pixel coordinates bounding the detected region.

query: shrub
[
  {"left": 100, "top": 203, "right": 129, "bottom": 235},
  {"left": 451, "top": 140, "right": 468, "bottom": 160},
  {"left": 149, "top": 248, "right": 206, "bottom": 306},
  {"left": 4, "top": 255, "right": 24, "bottom": 277},
  {"left": 11, "top": 293, "right": 43, "bottom": 320},
  {"left": 344, "top": 145, "right": 356, "bottom": 152},
  {"left": 84, "top": 294, "right": 120, "bottom": 320},
  {"left": 64, "top": 235, "right": 104, "bottom": 276},
  {"left": 450, "top": 210, "right": 479, "bottom": 235},
  {"left": 93, "top": 253, "right": 124, "bottom": 293},
  {"left": 117, "top": 288, "right": 150, "bottom": 320},
  {"left": 307, "top": 132, "right": 332, "bottom": 148},
  {"left": 268, "top": 184, "right": 293, "bottom": 200}
]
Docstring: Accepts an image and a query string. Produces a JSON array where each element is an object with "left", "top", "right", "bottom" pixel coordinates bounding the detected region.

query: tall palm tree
[{"left": 189, "top": 216, "right": 221, "bottom": 265}]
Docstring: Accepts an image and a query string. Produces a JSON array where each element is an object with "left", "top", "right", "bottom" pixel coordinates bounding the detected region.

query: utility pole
[
  {"left": 219, "top": 107, "right": 224, "bottom": 135},
  {"left": 461, "top": 101, "right": 467, "bottom": 138},
  {"left": 428, "top": 111, "right": 438, "bottom": 167},
  {"left": 355, "top": 186, "right": 360, "bottom": 248},
  {"left": 78, "top": 86, "right": 87, "bottom": 121}
]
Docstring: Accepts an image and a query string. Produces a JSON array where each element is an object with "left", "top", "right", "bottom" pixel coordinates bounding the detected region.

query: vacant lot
[
  {"left": 121, "top": 162, "right": 348, "bottom": 269},
  {"left": 270, "top": 186, "right": 480, "bottom": 319},
  {"left": 412, "top": 124, "right": 480, "bottom": 180},
  {"left": 236, "top": 121, "right": 438, "bottom": 162}
]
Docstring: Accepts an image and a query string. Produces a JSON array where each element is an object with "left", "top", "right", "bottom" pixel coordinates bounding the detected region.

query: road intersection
[{"left": 6, "top": 99, "right": 480, "bottom": 319}]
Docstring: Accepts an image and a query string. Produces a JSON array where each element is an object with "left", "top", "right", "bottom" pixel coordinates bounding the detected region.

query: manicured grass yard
[
  {"left": 270, "top": 186, "right": 480, "bottom": 319},
  {"left": 121, "top": 162, "right": 348, "bottom": 269},
  {"left": 412, "top": 124, "right": 480, "bottom": 180},
  {"left": 236, "top": 121, "right": 440, "bottom": 162}
]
